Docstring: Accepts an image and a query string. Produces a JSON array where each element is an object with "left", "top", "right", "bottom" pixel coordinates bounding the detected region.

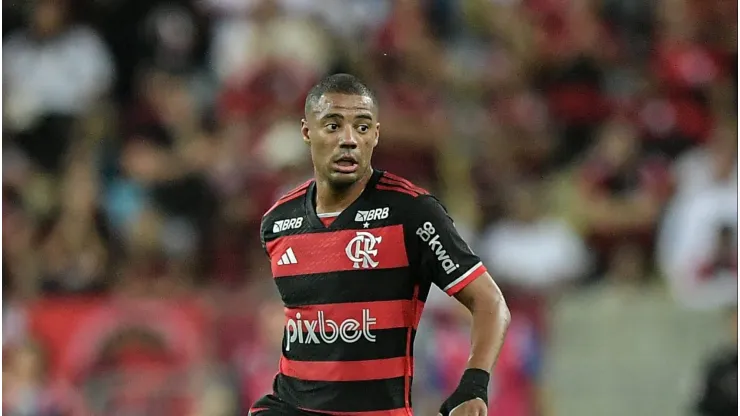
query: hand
[{"left": 438, "top": 398, "right": 487, "bottom": 416}]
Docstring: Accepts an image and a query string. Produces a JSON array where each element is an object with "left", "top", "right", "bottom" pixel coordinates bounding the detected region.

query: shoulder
[
  {"left": 262, "top": 179, "right": 312, "bottom": 225},
  {"left": 374, "top": 171, "right": 431, "bottom": 199},
  {"left": 372, "top": 171, "right": 450, "bottom": 219}
]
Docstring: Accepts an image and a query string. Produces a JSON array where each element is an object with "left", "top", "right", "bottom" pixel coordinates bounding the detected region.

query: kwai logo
[
  {"left": 285, "top": 309, "right": 377, "bottom": 351},
  {"left": 416, "top": 221, "right": 460, "bottom": 275}
]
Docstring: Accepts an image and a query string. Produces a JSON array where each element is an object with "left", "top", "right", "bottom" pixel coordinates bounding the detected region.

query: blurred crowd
[{"left": 1, "top": 0, "right": 737, "bottom": 415}]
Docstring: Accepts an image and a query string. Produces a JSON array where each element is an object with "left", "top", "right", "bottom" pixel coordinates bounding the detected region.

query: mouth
[{"left": 332, "top": 155, "right": 359, "bottom": 174}]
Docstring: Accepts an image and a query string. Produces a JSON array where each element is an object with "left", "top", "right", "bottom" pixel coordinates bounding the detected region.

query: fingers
[{"left": 448, "top": 400, "right": 487, "bottom": 416}]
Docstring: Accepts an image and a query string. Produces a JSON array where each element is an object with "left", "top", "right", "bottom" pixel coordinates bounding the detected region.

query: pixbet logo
[
  {"left": 416, "top": 221, "right": 460, "bottom": 275},
  {"left": 285, "top": 309, "right": 377, "bottom": 351},
  {"left": 345, "top": 231, "right": 382, "bottom": 269}
]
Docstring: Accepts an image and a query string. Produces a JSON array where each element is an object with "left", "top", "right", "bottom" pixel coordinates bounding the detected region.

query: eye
[
  {"left": 326, "top": 123, "right": 339, "bottom": 132},
  {"left": 357, "top": 125, "right": 370, "bottom": 133}
]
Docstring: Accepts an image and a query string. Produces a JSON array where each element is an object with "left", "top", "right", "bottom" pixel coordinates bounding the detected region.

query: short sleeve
[
  {"left": 259, "top": 217, "right": 269, "bottom": 258},
  {"left": 409, "top": 196, "right": 488, "bottom": 296}
]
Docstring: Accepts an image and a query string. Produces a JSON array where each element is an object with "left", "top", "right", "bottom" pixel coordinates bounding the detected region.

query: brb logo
[
  {"left": 355, "top": 207, "right": 390, "bottom": 222},
  {"left": 345, "top": 231, "right": 382, "bottom": 269},
  {"left": 273, "top": 217, "right": 303, "bottom": 233},
  {"left": 285, "top": 309, "right": 377, "bottom": 351},
  {"left": 416, "top": 222, "right": 460, "bottom": 275}
]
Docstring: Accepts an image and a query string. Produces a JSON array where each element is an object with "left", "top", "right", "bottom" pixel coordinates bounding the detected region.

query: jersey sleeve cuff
[{"left": 443, "top": 262, "right": 487, "bottom": 296}]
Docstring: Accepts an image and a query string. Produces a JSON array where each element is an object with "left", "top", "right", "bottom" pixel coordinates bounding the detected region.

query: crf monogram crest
[{"left": 345, "top": 231, "right": 382, "bottom": 269}]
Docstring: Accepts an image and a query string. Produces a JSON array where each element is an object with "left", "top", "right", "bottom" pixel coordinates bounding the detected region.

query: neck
[{"left": 315, "top": 168, "right": 373, "bottom": 214}]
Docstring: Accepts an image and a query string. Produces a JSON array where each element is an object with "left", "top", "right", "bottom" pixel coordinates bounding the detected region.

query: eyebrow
[{"left": 320, "top": 112, "right": 374, "bottom": 122}]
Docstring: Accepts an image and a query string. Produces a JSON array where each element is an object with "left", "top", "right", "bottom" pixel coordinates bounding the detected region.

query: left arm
[
  {"left": 453, "top": 272, "right": 510, "bottom": 373},
  {"left": 410, "top": 195, "right": 510, "bottom": 415}
]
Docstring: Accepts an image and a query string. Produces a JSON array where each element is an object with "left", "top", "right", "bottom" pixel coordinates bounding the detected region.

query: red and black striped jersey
[{"left": 260, "top": 169, "right": 488, "bottom": 415}]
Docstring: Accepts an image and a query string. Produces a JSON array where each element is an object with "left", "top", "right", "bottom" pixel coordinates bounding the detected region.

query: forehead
[{"left": 311, "top": 93, "right": 376, "bottom": 119}]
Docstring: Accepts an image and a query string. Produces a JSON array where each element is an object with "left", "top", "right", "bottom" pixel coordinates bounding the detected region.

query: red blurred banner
[{"left": 27, "top": 296, "right": 210, "bottom": 382}]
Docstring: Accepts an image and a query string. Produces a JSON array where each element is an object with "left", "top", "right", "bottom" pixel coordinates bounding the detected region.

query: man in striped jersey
[{"left": 252, "top": 74, "right": 510, "bottom": 416}]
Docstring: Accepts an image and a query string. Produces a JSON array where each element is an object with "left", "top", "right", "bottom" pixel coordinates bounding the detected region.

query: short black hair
[{"left": 304, "top": 73, "right": 377, "bottom": 116}]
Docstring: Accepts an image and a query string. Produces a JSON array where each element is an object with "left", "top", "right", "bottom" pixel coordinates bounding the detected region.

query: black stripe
[
  {"left": 276, "top": 268, "right": 416, "bottom": 306},
  {"left": 283, "top": 328, "right": 414, "bottom": 361},
  {"left": 275, "top": 374, "right": 409, "bottom": 412}
]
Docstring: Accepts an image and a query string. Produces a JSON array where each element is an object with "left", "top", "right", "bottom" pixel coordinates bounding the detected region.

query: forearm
[{"left": 466, "top": 293, "right": 511, "bottom": 372}]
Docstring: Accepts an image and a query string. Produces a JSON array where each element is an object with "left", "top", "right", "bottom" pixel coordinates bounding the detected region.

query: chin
[{"left": 328, "top": 172, "right": 359, "bottom": 189}]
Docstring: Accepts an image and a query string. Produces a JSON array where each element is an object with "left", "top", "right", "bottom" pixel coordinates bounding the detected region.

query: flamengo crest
[{"left": 345, "top": 231, "right": 382, "bottom": 269}]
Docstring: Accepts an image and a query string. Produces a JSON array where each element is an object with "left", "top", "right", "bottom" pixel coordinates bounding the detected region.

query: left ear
[
  {"left": 301, "top": 119, "right": 310, "bottom": 146},
  {"left": 373, "top": 123, "right": 380, "bottom": 148}
]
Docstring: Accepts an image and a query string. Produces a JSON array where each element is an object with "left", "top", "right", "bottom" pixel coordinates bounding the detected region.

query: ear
[
  {"left": 373, "top": 122, "right": 380, "bottom": 148},
  {"left": 301, "top": 119, "right": 310, "bottom": 146}
]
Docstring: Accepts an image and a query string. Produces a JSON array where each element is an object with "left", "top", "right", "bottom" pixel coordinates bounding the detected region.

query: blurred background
[{"left": 1, "top": 0, "right": 737, "bottom": 415}]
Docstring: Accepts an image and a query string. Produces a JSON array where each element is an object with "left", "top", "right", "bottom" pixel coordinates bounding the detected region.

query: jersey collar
[{"left": 305, "top": 169, "right": 383, "bottom": 230}]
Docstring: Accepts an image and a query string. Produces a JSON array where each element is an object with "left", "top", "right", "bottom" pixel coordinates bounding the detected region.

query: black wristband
[
  {"left": 438, "top": 369, "right": 490, "bottom": 416},
  {"left": 460, "top": 368, "right": 490, "bottom": 390}
]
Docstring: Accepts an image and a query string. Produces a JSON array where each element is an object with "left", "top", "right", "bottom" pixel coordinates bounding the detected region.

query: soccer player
[{"left": 253, "top": 74, "right": 511, "bottom": 416}]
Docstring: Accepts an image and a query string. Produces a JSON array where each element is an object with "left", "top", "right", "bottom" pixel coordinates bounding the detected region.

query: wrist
[
  {"left": 460, "top": 368, "right": 490, "bottom": 390},
  {"left": 439, "top": 368, "right": 490, "bottom": 415}
]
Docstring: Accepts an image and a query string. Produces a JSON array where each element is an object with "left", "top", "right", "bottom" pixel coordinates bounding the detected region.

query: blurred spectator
[
  {"left": 208, "top": 0, "right": 331, "bottom": 83},
  {"left": 35, "top": 156, "right": 112, "bottom": 295},
  {"left": 692, "top": 308, "right": 738, "bottom": 416},
  {"left": 479, "top": 180, "right": 590, "bottom": 290},
  {"left": 111, "top": 66, "right": 219, "bottom": 282},
  {"left": 477, "top": 179, "right": 590, "bottom": 344},
  {"left": 572, "top": 118, "right": 672, "bottom": 279},
  {"left": 658, "top": 178, "right": 737, "bottom": 310},
  {"left": 3, "top": 341, "right": 85, "bottom": 415},
  {"left": 90, "top": 0, "right": 211, "bottom": 103},
  {"left": 4, "top": 0, "right": 114, "bottom": 173},
  {"left": 672, "top": 118, "right": 737, "bottom": 197}
]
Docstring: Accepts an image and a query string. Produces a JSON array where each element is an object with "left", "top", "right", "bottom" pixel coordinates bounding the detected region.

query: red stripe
[
  {"left": 284, "top": 299, "right": 425, "bottom": 331},
  {"left": 249, "top": 407, "right": 268, "bottom": 414},
  {"left": 404, "top": 286, "right": 420, "bottom": 413},
  {"left": 264, "top": 190, "right": 307, "bottom": 216},
  {"left": 381, "top": 173, "right": 428, "bottom": 195},
  {"left": 378, "top": 176, "right": 421, "bottom": 192},
  {"left": 376, "top": 184, "right": 419, "bottom": 197},
  {"left": 378, "top": 177, "right": 427, "bottom": 196},
  {"left": 378, "top": 178, "right": 423, "bottom": 196},
  {"left": 267, "top": 225, "right": 408, "bottom": 277},
  {"left": 445, "top": 264, "right": 487, "bottom": 296},
  {"left": 284, "top": 179, "right": 312, "bottom": 198},
  {"left": 299, "top": 407, "right": 411, "bottom": 416},
  {"left": 264, "top": 180, "right": 312, "bottom": 216},
  {"left": 280, "top": 356, "right": 408, "bottom": 381}
]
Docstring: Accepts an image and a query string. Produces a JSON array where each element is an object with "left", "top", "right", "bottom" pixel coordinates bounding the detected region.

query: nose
[{"left": 338, "top": 126, "right": 358, "bottom": 148}]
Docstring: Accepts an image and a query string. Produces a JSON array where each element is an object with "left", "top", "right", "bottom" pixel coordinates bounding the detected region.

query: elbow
[
  {"left": 487, "top": 281, "right": 511, "bottom": 327},
  {"left": 497, "top": 295, "right": 512, "bottom": 329},
  {"left": 472, "top": 288, "right": 511, "bottom": 328}
]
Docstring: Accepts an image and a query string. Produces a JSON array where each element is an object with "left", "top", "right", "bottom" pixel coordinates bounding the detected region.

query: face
[
  {"left": 302, "top": 93, "right": 379, "bottom": 189},
  {"left": 32, "top": 0, "right": 66, "bottom": 37}
]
